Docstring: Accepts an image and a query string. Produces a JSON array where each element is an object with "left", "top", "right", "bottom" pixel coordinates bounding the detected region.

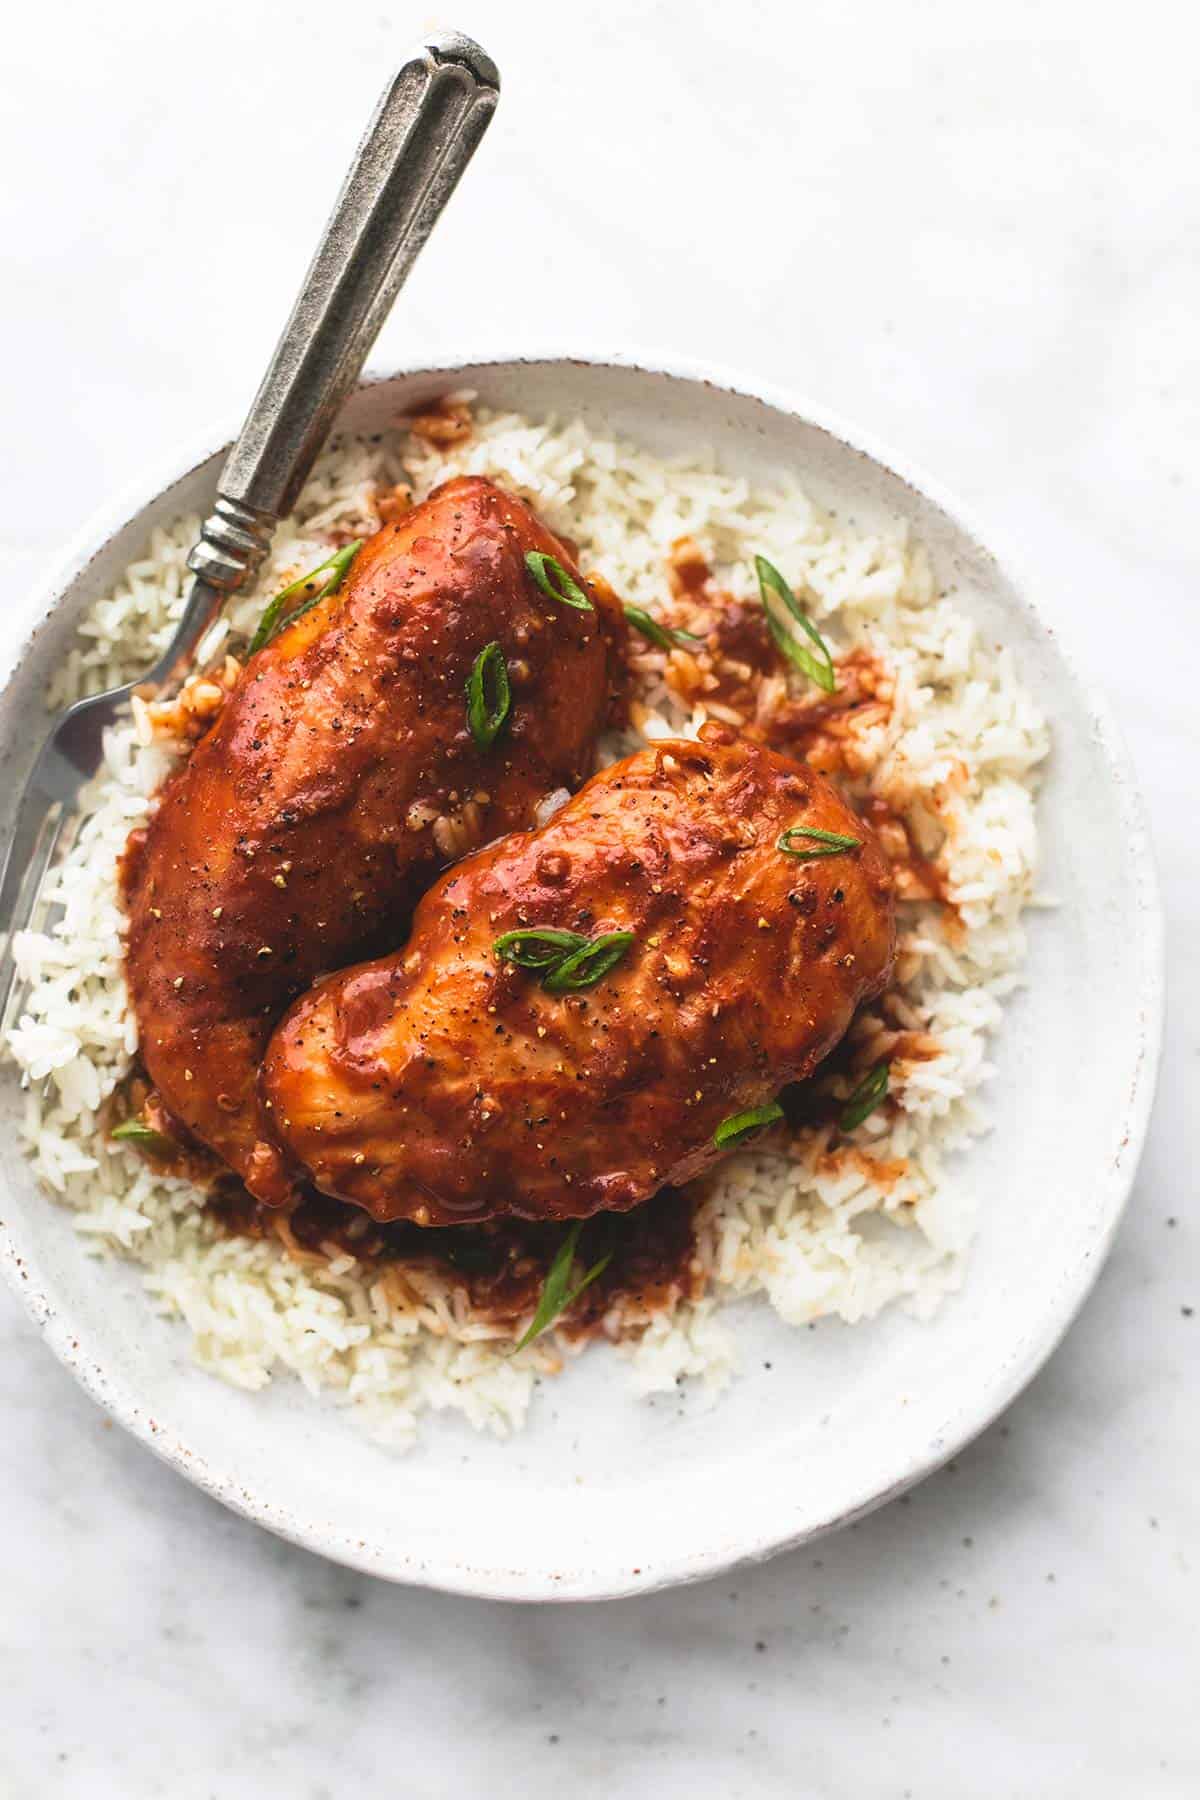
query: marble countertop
[{"left": 2, "top": 0, "right": 1195, "bottom": 1792}]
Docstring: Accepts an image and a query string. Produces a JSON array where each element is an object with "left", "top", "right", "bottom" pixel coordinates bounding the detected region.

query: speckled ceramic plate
[{"left": 0, "top": 355, "right": 1163, "bottom": 1601}]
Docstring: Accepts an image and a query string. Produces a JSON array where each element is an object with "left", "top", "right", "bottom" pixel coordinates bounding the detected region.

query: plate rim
[{"left": 0, "top": 348, "right": 1165, "bottom": 1602}]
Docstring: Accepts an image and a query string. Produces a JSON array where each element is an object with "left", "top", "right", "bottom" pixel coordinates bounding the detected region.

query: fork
[{"left": 0, "top": 32, "right": 498, "bottom": 1030}]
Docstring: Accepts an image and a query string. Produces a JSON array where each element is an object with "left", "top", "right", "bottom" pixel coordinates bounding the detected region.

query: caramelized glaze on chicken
[
  {"left": 261, "top": 726, "right": 896, "bottom": 1224},
  {"left": 124, "top": 476, "right": 623, "bottom": 1201}
]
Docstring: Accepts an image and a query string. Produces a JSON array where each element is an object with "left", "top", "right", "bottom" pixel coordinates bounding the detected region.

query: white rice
[{"left": 5, "top": 410, "right": 1049, "bottom": 1448}]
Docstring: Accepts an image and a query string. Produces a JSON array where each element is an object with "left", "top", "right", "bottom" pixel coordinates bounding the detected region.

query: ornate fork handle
[{"left": 188, "top": 33, "right": 499, "bottom": 596}]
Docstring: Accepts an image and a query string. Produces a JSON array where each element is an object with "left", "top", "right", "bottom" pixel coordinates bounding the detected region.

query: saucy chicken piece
[
  {"left": 124, "top": 476, "right": 623, "bottom": 1201},
  {"left": 261, "top": 725, "right": 896, "bottom": 1225}
]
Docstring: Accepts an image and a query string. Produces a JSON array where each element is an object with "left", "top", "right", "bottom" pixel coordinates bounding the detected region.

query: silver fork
[{"left": 0, "top": 31, "right": 498, "bottom": 1031}]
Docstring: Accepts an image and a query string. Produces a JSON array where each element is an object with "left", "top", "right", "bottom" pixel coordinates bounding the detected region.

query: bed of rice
[{"left": 5, "top": 408, "right": 1048, "bottom": 1449}]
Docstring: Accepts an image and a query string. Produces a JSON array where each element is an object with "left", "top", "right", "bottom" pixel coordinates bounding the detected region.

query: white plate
[{"left": 0, "top": 355, "right": 1162, "bottom": 1601}]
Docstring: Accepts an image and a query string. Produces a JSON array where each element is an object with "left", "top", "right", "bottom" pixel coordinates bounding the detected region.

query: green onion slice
[
  {"left": 111, "top": 1118, "right": 175, "bottom": 1155},
  {"left": 465, "top": 641, "right": 512, "bottom": 749},
  {"left": 524, "top": 550, "right": 594, "bottom": 612},
  {"left": 713, "top": 1100, "right": 785, "bottom": 1149},
  {"left": 494, "top": 927, "right": 635, "bottom": 992},
  {"left": 839, "top": 1061, "right": 890, "bottom": 1132},
  {"left": 541, "top": 930, "right": 635, "bottom": 993},
  {"left": 755, "top": 554, "right": 836, "bottom": 694},
  {"left": 494, "top": 927, "right": 591, "bottom": 970},
  {"left": 249, "top": 540, "right": 364, "bottom": 655},
  {"left": 777, "top": 825, "right": 862, "bottom": 859},
  {"left": 622, "top": 604, "right": 703, "bottom": 651},
  {"left": 513, "top": 1221, "right": 613, "bottom": 1352}
]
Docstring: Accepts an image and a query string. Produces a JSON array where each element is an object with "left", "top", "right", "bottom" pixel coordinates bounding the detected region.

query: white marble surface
[{"left": 2, "top": 0, "right": 1196, "bottom": 1792}]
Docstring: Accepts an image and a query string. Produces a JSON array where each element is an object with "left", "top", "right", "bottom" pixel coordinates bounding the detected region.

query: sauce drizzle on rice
[
  {"left": 636, "top": 540, "right": 897, "bottom": 775},
  {"left": 209, "top": 1180, "right": 703, "bottom": 1337}
]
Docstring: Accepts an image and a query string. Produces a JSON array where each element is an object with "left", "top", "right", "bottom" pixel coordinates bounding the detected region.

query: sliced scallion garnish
[
  {"left": 111, "top": 1118, "right": 175, "bottom": 1155},
  {"left": 839, "top": 1062, "right": 890, "bottom": 1132},
  {"left": 494, "top": 926, "right": 635, "bottom": 993},
  {"left": 622, "top": 604, "right": 702, "bottom": 651},
  {"left": 713, "top": 1100, "right": 785, "bottom": 1150},
  {"left": 465, "top": 641, "right": 511, "bottom": 749},
  {"left": 249, "top": 539, "right": 364, "bottom": 655},
  {"left": 755, "top": 554, "right": 836, "bottom": 694},
  {"left": 493, "top": 927, "right": 591, "bottom": 970},
  {"left": 512, "top": 1221, "right": 612, "bottom": 1352},
  {"left": 524, "top": 550, "right": 593, "bottom": 612},
  {"left": 541, "top": 930, "right": 635, "bottom": 993},
  {"left": 777, "top": 825, "right": 862, "bottom": 859}
]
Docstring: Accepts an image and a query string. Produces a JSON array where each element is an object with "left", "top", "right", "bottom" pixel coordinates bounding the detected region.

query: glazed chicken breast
[
  {"left": 124, "top": 476, "right": 623, "bottom": 1201},
  {"left": 261, "top": 725, "right": 896, "bottom": 1225}
]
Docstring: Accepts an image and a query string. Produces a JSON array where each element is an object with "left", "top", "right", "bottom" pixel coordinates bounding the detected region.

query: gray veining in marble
[{"left": 1, "top": 0, "right": 1196, "bottom": 1793}]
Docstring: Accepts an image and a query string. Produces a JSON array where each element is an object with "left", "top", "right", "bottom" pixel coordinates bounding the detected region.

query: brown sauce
[
  {"left": 206, "top": 1175, "right": 700, "bottom": 1333},
  {"left": 666, "top": 535, "right": 716, "bottom": 600},
  {"left": 759, "top": 649, "right": 893, "bottom": 775},
  {"left": 582, "top": 571, "right": 634, "bottom": 732},
  {"left": 857, "top": 796, "right": 954, "bottom": 908},
  {"left": 706, "top": 600, "right": 778, "bottom": 676},
  {"left": 373, "top": 482, "right": 414, "bottom": 526},
  {"left": 116, "top": 822, "right": 149, "bottom": 908},
  {"left": 405, "top": 395, "right": 474, "bottom": 448}
]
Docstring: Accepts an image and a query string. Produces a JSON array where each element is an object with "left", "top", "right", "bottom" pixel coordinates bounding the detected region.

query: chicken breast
[
  {"left": 261, "top": 725, "right": 896, "bottom": 1224},
  {"left": 124, "top": 476, "right": 624, "bottom": 1200}
]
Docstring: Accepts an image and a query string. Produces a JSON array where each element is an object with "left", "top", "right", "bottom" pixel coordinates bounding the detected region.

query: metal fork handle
[{"left": 187, "top": 32, "right": 499, "bottom": 594}]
